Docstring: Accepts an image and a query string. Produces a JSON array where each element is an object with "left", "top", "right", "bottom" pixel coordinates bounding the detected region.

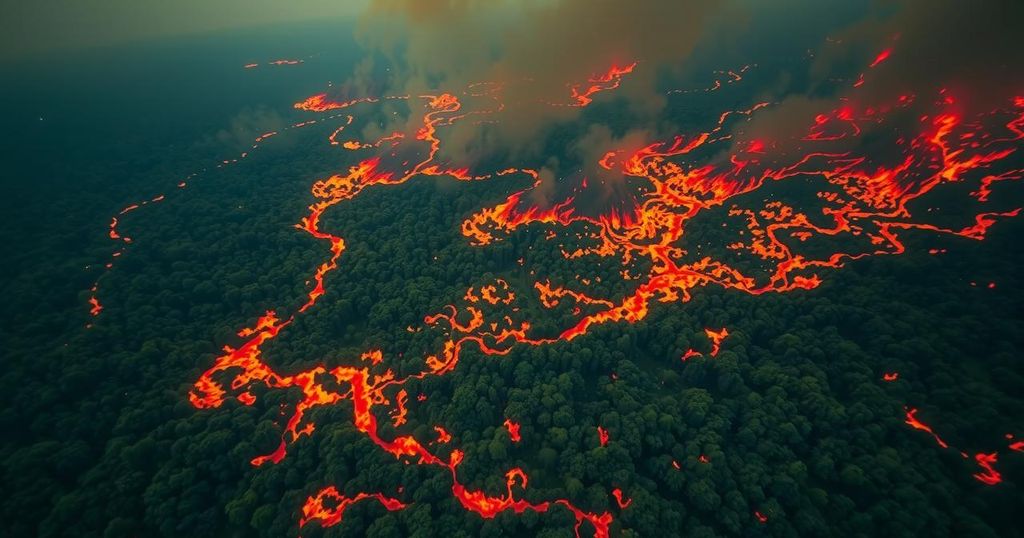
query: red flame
[
  {"left": 705, "top": 327, "right": 729, "bottom": 357},
  {"left": 972, "top": 453, "right": 1002, "bottom": 485},
  {"left": 88, "top": 296, "right": 103, "bottom": 316},
  {"left": 869, "top": 48, "right": 892, "bottom": 68},
  {"left": 433, "top": 426, "right": 452, "bottom": 444},
  {"left": 611, "top": 488, "right": 632, "bottom": 509},
  {"left": 504, "top": 419, "right": 522, "bottom": 443},
  {"left": 559, "top": 63, "right": 637, "bottom": 107},
  {"left": 905, "top": 408, "right": 950, "bottom": 449},
  {"left": 110, "top": 52, "right": 1024, "bottom": 535},
  {"left": 301, "top": 488, "right": 405, "bottom": 529},
  {"left": 681, "top": 348, "right": 702, "bottom": 361}
]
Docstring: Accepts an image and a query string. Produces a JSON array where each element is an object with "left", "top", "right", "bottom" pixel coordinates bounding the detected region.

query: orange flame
[
  {"left": 611, "top": 488, "right": 632, "bottom": 509},
  {"left": 504, "top": 419, "right": 522, "bottom": 442},
  {"left": 160, "top": 55, "right": 1024, "bottom": 535}
]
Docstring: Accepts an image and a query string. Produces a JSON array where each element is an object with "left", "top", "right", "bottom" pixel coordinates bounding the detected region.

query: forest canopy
[{"left": 2, "top": 2, "right": 1023, "bottom": 537}]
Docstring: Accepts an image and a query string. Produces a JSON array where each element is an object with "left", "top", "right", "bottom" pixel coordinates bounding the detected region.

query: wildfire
[
  {"left": 558, "top": 62, "right": 637, "bottom": 107},
  {"left": 301, "top": 488, "right": 405, "bottom": 528},
  {"left": 72, "top": 42, "right": 1020, "bottom": 535},
  {"left": 88, "top": 296, "right": 103, "bottom": 316},
  {"left": 504, "top": 419, "right": 522, "bottom": 442},
  {"left": 705, "top": 327, "right": 729, "bottom": 357},
  {"left": 904, "top": 408, "right": 950, "bottom": 449},
  {"left": 611, "top": 488, "right": 632, "bottom": 509},
  {"left": 902, "top": 407, "right": 1013, "bottom": 486},
  {"left": 869, "top": 48, "right": 892, "bottom": 68},
  {"left": 973, "top": 453, "right": 1002, "bottom": 485}
]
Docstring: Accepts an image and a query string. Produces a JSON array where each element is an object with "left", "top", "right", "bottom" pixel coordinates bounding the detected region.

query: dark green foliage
[
  {"left": 2, "top": 137, "right": 1022, "bottom": 536},
  {"left": 2, "top": 27, "right": 1023, "bottom": 538}
]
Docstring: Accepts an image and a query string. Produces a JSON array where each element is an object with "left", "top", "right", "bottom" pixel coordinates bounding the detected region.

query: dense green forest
[
  {"left": 2, "top": 113, "right": 1023, "bottom": 537},
  {"left": 3, "top": 9, "right": 1024, "bottom": 538}
]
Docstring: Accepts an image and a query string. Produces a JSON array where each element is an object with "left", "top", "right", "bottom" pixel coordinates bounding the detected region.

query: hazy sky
[{"left": 1, "top": 0, "right": 368, "bottom": 61}]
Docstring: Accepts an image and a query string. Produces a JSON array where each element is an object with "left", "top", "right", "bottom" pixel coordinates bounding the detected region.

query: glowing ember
[
  {"left": 301, "top": 488, "right": 405, "bottom": 529},
  {"left": 705, "top": 327, "right": 729, "bottom": 357},
  {"left": 433, "top": 426, "right": 452, "bottom": 444},
  {"left": 504, "top": 419, "right": 522, "bottom": 443},
  {"left": 869, "top": 48, "right": 892, "bottom": 68},
  {"left": 681, "top": 348, "right": 702, "bottom": 361},
  {"left": 902, "top": 407, "right": 1014, "bottom": 486},
  {"left": 88, "top": 296, "right": 102, "bottom": 316},
  {"left": 972, "top": 453, "right": 1002, "bottom": 485},
  {"left": 557, "top": 62, "right": 637, "bottom": 107},
  {"left": 904, "top": 408, "right": 950, "bottom": 449}
]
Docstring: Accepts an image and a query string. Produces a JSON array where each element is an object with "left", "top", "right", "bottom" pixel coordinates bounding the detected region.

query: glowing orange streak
[
  {"left": 974, "top": 169, "right": 1023, "bottom": 202},
  {"left": 555, "top": 62, "right": 637, "bottom": 107},
  {"left": 611, "top": 488, "right": 631, "bottom": 509},
  {"left": 328, "top": 115, "right": 354, "bottom": 145},
  {"left": 705, "top": 327, "right": 729, "bottom": 356},
  {"left": 597, "top": 426, "right": 609, "bottom": 447},
  {"left": 90, "top": 106, "right": 366, "bottom": 318},
  {"left": 88, "top": 296, "right": 102, "bottom": 316},
  {"left": 904, "top": 408, "right": 949, "bottom": 448},
  {"left": 391, "top": 389, "right": 409, "bottom": 426},
  {"left": 667, "top": 64, "right": 756, "bottom": 95},
  {"left": 433, "top": 426, "right": 452, "bottom": 444},
  {"left": 972, "top": 453, "right": 1002, "bottom": 485},
  {"left": 301, "top": 488, "right": 406, "bottom": 529},
  {"left": 869, "top": 48, "right": 892, "bottom": 68},
  {"left": 294, "top": 94, "right": 380, "bottom": 112},
  {"left": 503, "top": 419, "right": 521, "bottom": 442},
  {"left": 534, "top": 280, "right": 614, "bottom": 309},
  {"left": 294, "top": 93, "right": 470, "bottom": 313},
  {"left": 882, "top": 372, "right": 899, "bottom": 382},
  {"left": 342, "top": 132, "right": 405, "bottom": 150}
]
